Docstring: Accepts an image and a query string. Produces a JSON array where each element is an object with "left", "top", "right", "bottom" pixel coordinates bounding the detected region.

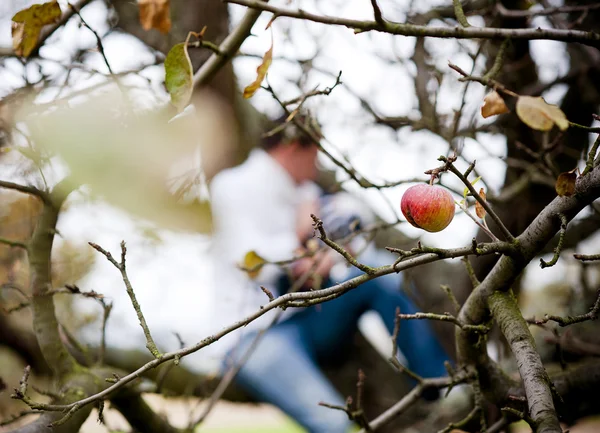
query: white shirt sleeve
[{"left": 210, "top": 170, "right": 300, "bottom": 286}]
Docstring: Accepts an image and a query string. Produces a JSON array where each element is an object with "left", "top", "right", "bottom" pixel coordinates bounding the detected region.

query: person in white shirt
[{"left": 209, "top": 115, "right": 448, "bottom": 433}]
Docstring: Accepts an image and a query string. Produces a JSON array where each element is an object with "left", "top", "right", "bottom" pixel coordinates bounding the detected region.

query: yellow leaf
[
  {"left": 165, "top": 42, "right": 193, "bottom": 112},
  {"left": 516, "top": 96, "right": 569, "bottom": 131},
  {"left": 555, "top": 171, "right": 577, "bottom": 197},
  {"left": 475, "top": 188, "right": 486, "bottom": 218},
  {"left": 11, "top": 1, "right": 61, "bottom": 57},
  {"left": 242, "top": 251, "right": 266, "bottom": 279},
  {"left": 481, "top": 91, "right": 509, "bottom": 118},
  {"left": 243, "top": 37, "right": 273, "bottom": 99},
  {"left": 137, "top": 0, "right": 171, "bottom": 34}
]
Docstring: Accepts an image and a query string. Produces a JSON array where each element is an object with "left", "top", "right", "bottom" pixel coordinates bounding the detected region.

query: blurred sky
[{"left": 1, "top": 0, "right": 599, "bottom": 372}]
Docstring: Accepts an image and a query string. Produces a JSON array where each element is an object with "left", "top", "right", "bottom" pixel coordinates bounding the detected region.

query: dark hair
[{"left": 260, "top": 113, "right": 322, "bottom": 150}]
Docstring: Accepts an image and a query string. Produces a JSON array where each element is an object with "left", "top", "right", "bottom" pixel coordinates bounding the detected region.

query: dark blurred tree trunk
[
  {"left": 473, "top": 0, "right": 600, "bottom": 282},
  {"left": 112, "top": 0, "right": 259, "bottom": 180}
]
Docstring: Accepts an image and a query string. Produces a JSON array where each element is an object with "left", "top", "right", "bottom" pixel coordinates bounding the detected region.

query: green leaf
[
  {"left": 463, "top": 176, "right": 481, "bottom": 198},
  {"left": 165, "top": 42, "right": 193, "bottom": 112}
]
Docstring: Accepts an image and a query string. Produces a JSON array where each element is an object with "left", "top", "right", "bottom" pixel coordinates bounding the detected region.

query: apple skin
[{"left": 401, "top": 184, "right": 455, "bottom": 233}]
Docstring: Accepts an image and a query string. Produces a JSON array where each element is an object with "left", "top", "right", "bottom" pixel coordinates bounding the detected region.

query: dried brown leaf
[
  {"left": 516, "top": 95, "right": 569, "bottom": 131},
  {"left": 555, "top": 170, "right": 577, "bottom": 197},
  {"left": 243, "top": 37, "right": 273, "bottom": 99},
  {"left": 481, "top": 91, "right": 509, "bottom": 118},
  {"left": 138, "top": 0, "right": 171, "bottom": 34},
  {"left": 475, "top": 188, "right": 486, "bottom": 218}
]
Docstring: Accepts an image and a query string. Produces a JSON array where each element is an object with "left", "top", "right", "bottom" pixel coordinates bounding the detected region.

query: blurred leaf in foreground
[{"left": 19, "top": 92, "right": 235, "bottom": 232}]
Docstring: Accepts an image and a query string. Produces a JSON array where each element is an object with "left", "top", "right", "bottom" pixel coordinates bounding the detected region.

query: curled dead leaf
[
  {"left": 243, "top": 36, "right": 273, "bottom": 99},
  {"left": 481, "top": 91, "right": 509, "bottom": 118},
  {"left": 475, "top": 188, "right": 486, "bottom": 218},
  {"left": 516, "top": 96, "right": 569, "bottom": 131}
]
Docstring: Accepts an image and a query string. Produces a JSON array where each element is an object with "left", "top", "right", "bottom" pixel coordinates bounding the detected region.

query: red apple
[{"left": 401, "top": 184, "right": 455, "bottom": 232}]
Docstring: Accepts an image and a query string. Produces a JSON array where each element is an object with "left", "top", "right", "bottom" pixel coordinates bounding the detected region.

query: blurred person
[{"left": 209, "top": 115, "right": 449, "bottom": 433}]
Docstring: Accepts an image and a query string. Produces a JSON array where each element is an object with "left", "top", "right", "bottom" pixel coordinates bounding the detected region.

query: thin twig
[
  {"left": 496, "top": 2, "right": 600, "bottom": 18},
  {"left": 98, "top": 300, "right": 112, "bottom": 365},
  {"left": 531, "top": 288, "right": 600, "bottom": 327},
  {"left": 452, "top": 0, "right": 471, "bottom": 27},
  {"left": 311, "top": 214, "right": 376, "bottom": 274},
  {"left": 540, "top": 213, "right": 567, "bottom": 268},
  {"left": 462, "top": 256, "right": 481, "bottom": 288},
  {"left": 398, "top": 312, "right": 490, "bottom": 334},
  {"left": 370, "top": 0, "right": 384, "bottom": 24},
  {"left": 357, "top": 372, "right": 473, "bottom": 432},
  {"left": 442, "top": 156, "right": 515, "bottom": 241},
  {"left": 89, "top": 242, "right": 161, "bottom": 358},
  {"left": 583, "top": 135, "right": 600, "bottom": 176},
  {"left": 483, "top": 38, "right": 509, "bottom": 80},
  {"left": 573, "top": 253, "right": 600, "bottom": 262},
  {"left": 0, "top": 237, "right": 27, "bottom": 249},
  {"left": 438, "top": 405, "right": 480, "bottom": 433},
  {"left": 440, "top": 285, "right": 461, "bottom": 313},
  {"left": 0, "top": 180, "right": 50, "bottom": 204},
  {"left": 11, "top": 241, "right": 521, "bottom": 419},
  {"left": 389, "top": 307, "right": 423, "bottom": 382}
]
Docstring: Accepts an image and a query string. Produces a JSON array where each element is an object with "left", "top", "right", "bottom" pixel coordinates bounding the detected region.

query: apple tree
[{"left": 1, "top": 1, "right": 600, "bottom": 433}]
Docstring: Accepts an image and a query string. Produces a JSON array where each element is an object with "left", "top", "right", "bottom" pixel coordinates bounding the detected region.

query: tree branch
[
  {"left": 89, "top": 241, "right": 161, "bottom": 358},
  {"left": 29, "top": 179, "right": 78, "bottom": 379},
  {"left": 226, "top": 0, "right": 600, "bottom": 48},
  {"left": 193, "top": 1, "right": 269, "bottom": 89},
  {"left": 489, "top": 291, "right": 561, "bottom": 433},
  {"left": 13, "top": 237, "right": 513, "bottom": 417}
]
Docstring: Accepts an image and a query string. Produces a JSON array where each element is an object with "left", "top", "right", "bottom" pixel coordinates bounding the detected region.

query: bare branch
[
  {"left": 573, "top": 253, "right": 600, "bottom": 262},
  {"left": 226, "top": 0, "right": 600, "bottom": 48},
  {"left": 311, "top": 214, "right": 376, "bottom": 274},
  {"left": 369, "top": 0, "right": 384, "bottom": 25},
  {"left": 489, "top": 291, "right": 561, "bottom": 433},
  {"left": 496, "top": 2, "right": 600, "bottom": 19},
  {"left": 397, "top": 311, "right": 489, "bottom": 334},
  {"left": 452, "top": 0, "right": 471, "bottom": 28},
  {"left": 357, "top": 371, "right": 474, "bottom": 432},
  {"left": 193, "top": 1, "right": 269, "bottom": 89},
  {"left": 89, "top": 242, "right": 161, "bottom": 358},
  {"left": 441, "top": 156, "right": 515, "bottom": 241},
  {"left": 0, "top": 237, "right": 28, "bottom": 250},
  {"left": 0, "top": 180, "right": 49, "bottom": 204}
]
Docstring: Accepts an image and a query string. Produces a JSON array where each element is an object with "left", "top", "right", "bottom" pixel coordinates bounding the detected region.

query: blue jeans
[{"left": 228, "top": 266, "right": 449, "bottom": 433}]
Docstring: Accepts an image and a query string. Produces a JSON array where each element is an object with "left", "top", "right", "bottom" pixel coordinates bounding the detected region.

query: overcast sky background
[{"left": 1, "top": 0, "right": 598, "bottom": 373}]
